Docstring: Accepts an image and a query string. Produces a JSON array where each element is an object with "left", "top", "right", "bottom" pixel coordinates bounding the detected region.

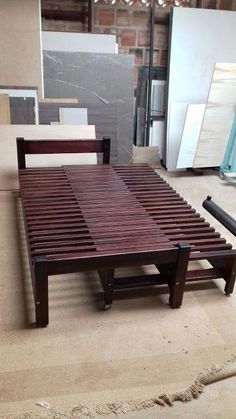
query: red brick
[
  {"left": 42, "top": 19, "right": 66, "bottom": 31},
  {"left": 154, "top": 26, "right": 168, "bottom": 49},
  {"left": 160, "top": 49, "right": 168, "bottom": 66},
  {"left": 145, "top": 49, "right": 160, "bottom": 66},
  {"left": 93, "top": 25, "right": 102, "bottom": 34},
  {"left": 93, "top": 7, "right": 98, "bottom": 25},
  {"left": 138, "top": 30, "right": 149, "bottom": 47},
  {"left": 201, "top": 0, "right": 217, "bottom": 8},
  {"left": 64, "top": 21, "right": 85, "bottom": 32},
  {"left": 120, "top": 29, "right": 136, "bottom": 47},
  {"left": 97, "top": 9, "right": 115, "bottom": 26},
  {"left": 218, "top": 0, "right": 233, "bottom": 9},
  {"left": 132, "top": 66, "right": 139, "bottom": 85},
  {"left": 129, "top": 48, "right": 144, "bottom": 65},
  {"left": 101, "top": 27, "right": 120, "bottom": 36},
  {"left": 118, "top": 47, "right": 129, "bottom": 54},
  {"left": 132, "top": 11, "right": 148, "bottom": 26},
  {"left": 116, "top": 9, "right": 131, "bottom": 26}
]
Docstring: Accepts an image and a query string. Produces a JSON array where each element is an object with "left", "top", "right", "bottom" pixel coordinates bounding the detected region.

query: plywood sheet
[
  {"left": 177, "top": 104, "right": 205, "bottom": 169},
  {"left": 167, "top": 102, "right": 188, "bottom": 169},
  {"left": 166, "top": 8, "right": 236, "bottom": 170},
  {"left": 149, "top": 120, "right": 165, "bottom": 159},
  {"left": 0, "top": 0, "right": 43, "bottom": 97},
  {"left": 59, "top": 108, "right": 88, "bottom": 125},
  {"left": 39, "top": 98, "right": 79, "bottom": 103},
  {"left": 0, "top": 125, "right": 96, "bottom": 190},
  {"left": 0, "top": 94, "right": 10, "bottom": 124},
  {"left": 194, "top": 63, "right": 236, "bottom": 168}
]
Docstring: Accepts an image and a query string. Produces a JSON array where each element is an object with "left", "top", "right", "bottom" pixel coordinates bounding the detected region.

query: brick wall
[
  {"left": 41, "top": 0, "right": 236, "bottom": 84},
  {"left": 93, "top": 3, "right": 170, "bottom": 83}
]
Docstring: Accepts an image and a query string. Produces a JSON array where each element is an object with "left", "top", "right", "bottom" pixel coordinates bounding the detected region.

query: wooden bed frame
[{"left": 17, "top": 138, "right": 236, "bottom": 327}]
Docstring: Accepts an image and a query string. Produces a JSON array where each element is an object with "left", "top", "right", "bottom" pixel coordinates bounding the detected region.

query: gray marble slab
[{"left": 43, "top": 51, "right": 134, "bottom": 163}]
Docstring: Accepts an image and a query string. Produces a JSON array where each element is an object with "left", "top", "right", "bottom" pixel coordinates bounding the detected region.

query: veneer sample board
[
  {"left": 0, "top": 125, "right": 96, "bottom": 190},
  {"left": 177, "top": 104, "right": 205, "bottom": 169},
  {"left": 166, "top": 8, "right": 236, "bottom": 170},
  {"left": 0, "top": 87, "right": 39, "bottom": 124},
  {"left": 43, "top": 51, "right": 133, "bottom": 164},
  {"left": 40, "top": 98, "right": 79, "bottom": 103},
  {"left": 9, "top": 98, "right": 36, "bottom": 125},
  {"left": 0, "top": 94, "right": 10, "bottom": 124},
  {"left": 193, "top": 63, "right": 236, "bottom": 168},
  {"left": 0, "top": 0, "right": 43, "bottom": 97},
  {"left": 59, "top": 108, "right": 88, "bottom": 125},
  {"left": 39, "top": 102, "right": 118, "bottom": 164}
]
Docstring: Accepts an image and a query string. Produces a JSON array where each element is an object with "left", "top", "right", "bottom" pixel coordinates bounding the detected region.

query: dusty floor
[{"left": 0, "top": 155, "right": 236, "bottom": 418}]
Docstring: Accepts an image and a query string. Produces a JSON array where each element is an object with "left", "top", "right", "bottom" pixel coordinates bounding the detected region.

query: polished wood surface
[
  {"left": 17, "top": 137, "right": 110, "bottom": 170},
  {"left": 18, "top": 163, "right": 236, "bottom": 326}
]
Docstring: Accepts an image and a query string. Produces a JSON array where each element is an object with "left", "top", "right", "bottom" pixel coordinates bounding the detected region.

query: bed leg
[
  {"left": 98, "top": 269, "right": 115, "bottom": 310},
  {"left": 208, "top": 255, "right": 236, "bottom": 297},
  {"left": 224, "top": 257, "right": 236, "bottom": 296},
  {"left": 169, "top": 243, "right": 191, "bottom": 309},
  {"left": 33, "top": 256, "right": 48, "bottom": 327}
]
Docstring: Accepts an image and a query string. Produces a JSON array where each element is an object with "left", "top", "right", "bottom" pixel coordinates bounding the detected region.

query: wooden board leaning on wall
[{"left": 193, "top": 63, "right": 236, "bottom": 168}]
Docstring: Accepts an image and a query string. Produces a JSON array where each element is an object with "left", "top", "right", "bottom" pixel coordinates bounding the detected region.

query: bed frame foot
[
  {"left": 169, "top": 242, "right": 191, "bottom": 309},
  {"left": 33, "top": 256, "right": 49, "bottom": 328},
  {"left": 103, "top": 303, "right": 112, "bottom": 311},
  {"left": 98, "top": 269, "right": 115, "bottom": 308}
]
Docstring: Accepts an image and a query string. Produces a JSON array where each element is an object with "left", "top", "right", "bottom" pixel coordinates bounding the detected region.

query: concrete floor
[{"left": 0, "top": 158, "right": 236, "bottom": 418}]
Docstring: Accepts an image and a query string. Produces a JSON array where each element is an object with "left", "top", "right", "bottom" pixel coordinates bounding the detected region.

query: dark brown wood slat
[
  {"left": 28, "top": 219, "right": 154, "bottom": 232},
  {"left": 24, "top": 205, "right": 81, "bottom": 214},
  {"left": 190, "top": 249, "right": 236, "bottom": 260},
  {"left": 186, "top": 268, "right": 221, "bottom": 281},
  {"left": 31, "top": 235, "right": 170, "bottom": 252},
  {"left": 44, "top": 243, "right": 175, "bottom": 259},
  {"left": 167, "top": 232, "right": 220, "bottom": 240},
  {"left": 163, "top": 226, "right": 215, "bottom": 234},
  {"left": 191, "top": 243, "right": 232, "bottom": 252},
  {"left": 29, "top": 227, "right": 90, "bottom": 236}
]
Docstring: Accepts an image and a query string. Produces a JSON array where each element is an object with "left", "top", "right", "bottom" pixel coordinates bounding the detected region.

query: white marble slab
[{"left": 42, "top": 32, "right": 117, "bottom": 54}]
